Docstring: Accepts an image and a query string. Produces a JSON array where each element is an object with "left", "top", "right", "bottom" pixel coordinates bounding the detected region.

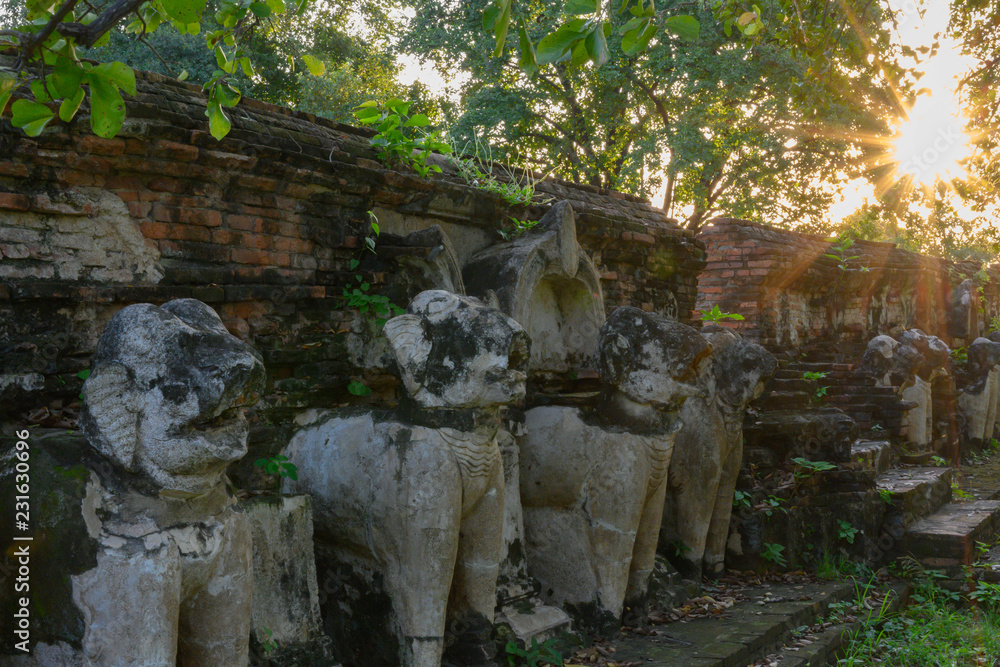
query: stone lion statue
[
  {"left": 283, "top": 290, "right": 529, "bottom": 667},
  {"left": 75, "top": 298, "right": 265, "bottom": 666},
  {"left": 662, "top": 326, "right": 776, "bottom": 578},
  {"left": 517, "top": 307, "right": 711, "bottom": 633}
]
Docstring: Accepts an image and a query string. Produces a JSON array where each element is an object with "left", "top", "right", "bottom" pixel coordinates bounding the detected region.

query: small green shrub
[
  {"left": 761, "top": 542, "right": 787, "bottom": 567},
  {"left": 838, "top": 520, "right": 859, "bottom": 544},
  {"left": 355, "top": 99, "right": 452, "bottom": 177},
  {"left": 347, "top": 380, "right": 372, "bottom": 397},
  {"left": 732, "top": 489, "right": 753, "bottom": 510},
  {"left": 791, "top": 457, "right": 837, "bottom": 479},
  {"left": 497, "top": 216, "right": 540, "bottom": 240},
  {"left": 259, "top": 627, "right": 277, "bottom": 654},
  {"left": 254, "top": 455, "right": 298, "bottom": 481},
  {"left": 699, "top": 305, "right": 745, "bottom": 324},
  {"left": 505, "top": 637, "right": 562, "bottom": 666}
]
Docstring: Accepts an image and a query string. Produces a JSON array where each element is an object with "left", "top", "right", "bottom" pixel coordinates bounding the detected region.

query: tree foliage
[
  {"left": 0, "top": 0, "right": 334, "bottom": 139},
  {"left": 407, "top": 0, "right": 907, "bottom": 231},
  {"left": 949, "top": 0, "right": 1000, "bottom": 234}
]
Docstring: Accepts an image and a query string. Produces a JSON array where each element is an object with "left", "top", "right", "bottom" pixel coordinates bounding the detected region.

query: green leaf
[
  {"left": 536, "top": 19, "right": 588, "bottom": 64},
  {"left": 517, "top": 22, "right": 538, "bottom": 76},
  {"left": 239, "top": 57, "right": 255, "bottom": 78},
  {"left": 90, "top": 62, "right": 136, "bottom": 96},
  {"left": 87, "top": 73, "right": 127, "bottom": 138},
  {"left": 585, "top": 23, "right": 608, "bottom": 67},
  {"left": 52, "top": 55, "right": 84, "bottom": 98},
  {"left": 0, "top": 74, "right": 15, "bottom": 113},
  {"left": 570, "top": 36, "right": 590, "bottom": 66},
  {"left": 214, "top": 82, "right": 241, "bottom": 107},
  {"left": 621, "top": 18, "right": 653, "bottom": 55},
  {"left": 663, "top": 15, "right": 700, "bottom": 42},
  {"left": 249, "top": 1, "right": 271, "bottom": 18},
  {"left": 76, "top": 369, "right": 91, "bottom": 380},
  {"left": 492, "top": 0, "right": 511, "bottom": 57},
  {"left": 30, "top": 78, "right": 52, "bottom": 103},
  {"left": 265, "top": 0, "right": 285, "bottom": 13},
  {"left": 207, "top": 102, "right": 231, "bottom": 140},
  {"left": 59, "top": 87, "right": 85, "bottom": 122},
  {"left": 160, "top": 0, "right": 206, "bottom": 25},
  {"left": 403, "top": 113, "right": 430, "bottom": 127},
  {"left": 564, "top": 0, "right": 597, "bottom": 15},
  {"left": 301, "top": 54, "right": 325, "bottom": 76},
  {"left": 347, "top": 380, "right": 372, "bottom": 396},
  {"left": 482, "top": 1, "right": 500, "bottom": 29},
  {"left": 178, "top": 69, "right": 189, "bottom": 81},
  {"left": 12, "top": 99, "right": 55, "bottom": 137}
]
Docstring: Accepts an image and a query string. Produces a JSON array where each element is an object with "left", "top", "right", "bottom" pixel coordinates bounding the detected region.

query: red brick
[
  {"left": 141, "top": 221, "right": 171, "bottom": 239},
  {"left": 0, "top": 162, "right": 29, "bottom": 178},
  {"left": 211, "top": 229, "right": 244, "bottom": 245},
  {"left": 232, "top": 248, "right": 264, "bottom": 265},
  {"left": 76, "top": 136, "right": 125, "bottom": 156},
  {"left": 0, "top": 192, "right": 30, "bottom": 211},
  {"left": 176, "top": 208, "right": 222, "bottom": 227},
  {"left": 152, "top": 140, "right": 199, "bottom": 162},
  {"left": 147, "top": 177, "right": 187, "bottom": 193},
  {"left": 128, "top": 202, "right": 153, "bottom": 218},
  {"left": 168, "top": 224, "right": 211, "bottom": 243},
  {"left": 227, "top": 215, "right": 256, "bottom": 230}
]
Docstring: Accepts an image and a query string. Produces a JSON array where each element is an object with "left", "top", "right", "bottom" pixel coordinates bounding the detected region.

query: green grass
[{"left": 837, "top": 576, "right": 1000, "bottom": 666}]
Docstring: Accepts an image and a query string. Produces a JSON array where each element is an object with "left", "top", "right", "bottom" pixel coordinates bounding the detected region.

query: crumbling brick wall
[
  {"left": 696, "top": 218, "right": 1000, "bottom": 359},
  {"left": 0, "top": 69, "right": 704, "bottom": 445}
]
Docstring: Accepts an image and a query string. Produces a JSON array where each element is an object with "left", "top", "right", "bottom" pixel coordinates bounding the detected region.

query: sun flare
[{"left": 890, "top": 96, "right": 974, "bottom": 185}]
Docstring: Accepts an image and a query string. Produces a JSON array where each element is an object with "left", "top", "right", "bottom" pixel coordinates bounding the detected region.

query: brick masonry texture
[
  {"left": 696, "top": 218, "right": 1000, "bottom": 359},
  {"left": 0, "top": 67, "right": 705, "bottom": 456}
]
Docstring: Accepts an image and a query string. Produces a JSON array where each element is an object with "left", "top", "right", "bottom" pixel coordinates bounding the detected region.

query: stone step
[
  {"left": 905, "top": 500, "right": 1000, "bottom": 567},
  {"left": 876, "top": 466, "right": 952, "bottom": 525},
  {"left": 767, "top": 582, "right": 911, "bottom": 667},
  {"left": 607, "top": 582, "right": 855, "bottom": 666},
  {"left": 852, "top": 440, "right": 894, "bottom": 474}
]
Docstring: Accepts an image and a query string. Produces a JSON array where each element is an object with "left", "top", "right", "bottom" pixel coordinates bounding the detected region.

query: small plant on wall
[
  {"left": 355, "top": 99, "right": 452, "bottom": 178},
  {"left": 761, "top": 542, "right": 787, "bottom": 568},
  {"left": 699, "top": 305, "right": 744, "bottom": 324}
]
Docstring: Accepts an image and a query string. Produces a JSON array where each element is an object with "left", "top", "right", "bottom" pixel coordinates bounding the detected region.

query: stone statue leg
[
  {"left": 624, "top": 478, "right": 669, "bottom": 606},
  {"left": 446, "top": 464, "right": 505, "bottom": 664},
  {"left": 584, "top": 467, "right": 644, "bottom": 622},
  {"left": 177, "top": 513, "right": 253, "bottom": 667},
  {"left": 387, "top": 454, "right": 464, "bottom": 667},
  {"left": 703, "top": 437, "right": 742, "bottom": 576},
  {"left": 671, "top": 437, "right": 720, "bottom": 578},
  {"left": 450, "top": 464, "right": 504, "bottom": 620},
  {"left": 73, "top": 544, "right": 181, "bottom": 667}
]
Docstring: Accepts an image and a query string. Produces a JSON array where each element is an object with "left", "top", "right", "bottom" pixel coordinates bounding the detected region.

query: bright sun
[{"left": 890, "top": 96, "right": 974, "bottom": 185}]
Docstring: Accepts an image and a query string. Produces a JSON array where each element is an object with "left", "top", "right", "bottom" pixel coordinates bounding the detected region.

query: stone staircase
[
  {"left": 759, "top": 361, "right": 902, "bottom": 434},
  {"left": 863, "top": 446, "right": 1000, "bottom": 569},
  {"left": 757, "top": 358, "right": 1000, "bottom": 571}
]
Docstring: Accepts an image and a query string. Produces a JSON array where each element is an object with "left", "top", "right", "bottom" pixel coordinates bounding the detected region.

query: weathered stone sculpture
[
  {"left": 861, "top": 330, "right": 950, "bottom": 448},
  {"left": 663, "top": 326, "right": 776, "bottom": 578},
  {"left": 518, "top": 307, "right": 711, "bottom": 632},
  {"left": 76, "top": 298, "right": 266, "bottom": 666},
  {"left": 957, "top": 337, "right": 1000, "bottom": 443},
  {"left": 283, "top": 290, "right": 529, "bottom": 667}
]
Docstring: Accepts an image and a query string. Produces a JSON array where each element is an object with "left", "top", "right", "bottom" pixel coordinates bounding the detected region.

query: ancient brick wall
[
  {"left": 696, "top": 218, "right": 1000, "bottom": 360},
  {"left": 0, "top": 69, "right": 704, "bottom": 449}
]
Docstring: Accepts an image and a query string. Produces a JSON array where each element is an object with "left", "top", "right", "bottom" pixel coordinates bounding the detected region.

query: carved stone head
[
  {"left": 80, "top": 299, "right": 266, "bottom": 496},
  {"left": 700, "top": 326, "right": 776, "bottom": 409},
  {"left": 383, "top": 290, "right": 530, "bottom": 409},
  {"left": 597, "top": 307, "right": 711, "bottom": 410},
  {"left": 963, "top": 337, "right": 1000, "bottom": 393},
  {"left": 898, "top": 329, "right": 950, "bottom": 379}
]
